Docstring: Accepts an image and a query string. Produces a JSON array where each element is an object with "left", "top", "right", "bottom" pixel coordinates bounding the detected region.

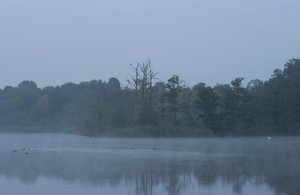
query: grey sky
[{"left": 0, "top": 0, "right": 299, "bottom": 88}]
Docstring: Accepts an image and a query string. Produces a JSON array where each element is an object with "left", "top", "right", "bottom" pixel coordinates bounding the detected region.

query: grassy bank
[
  {"left": 0, "top": 125, "right": 298, "bottom": 137},
  {"left": 81, "top": 125, "right": 215, "bottom": 137}
]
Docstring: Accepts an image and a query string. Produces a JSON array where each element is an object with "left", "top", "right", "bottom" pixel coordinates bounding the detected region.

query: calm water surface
[{"left": 0, "top": 134, "right": 299, "bottom": 195}]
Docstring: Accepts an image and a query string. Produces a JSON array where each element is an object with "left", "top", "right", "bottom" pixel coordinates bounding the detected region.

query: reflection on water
[{"left": 0, "top": 134, "right": 299, "bottom": 195}]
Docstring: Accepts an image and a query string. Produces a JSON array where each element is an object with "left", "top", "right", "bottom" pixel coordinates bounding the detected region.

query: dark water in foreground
[{"left": 0, "top": 134, "right": 299, "bottom": 195}]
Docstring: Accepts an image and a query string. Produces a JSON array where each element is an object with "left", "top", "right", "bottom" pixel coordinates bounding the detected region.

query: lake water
[{"left": 0, "top": 134, "right": 299, "bottom": 195}]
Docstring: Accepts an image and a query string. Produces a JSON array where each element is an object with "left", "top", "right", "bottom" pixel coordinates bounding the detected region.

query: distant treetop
[{"left": 108, "top": 77, "right": 121, "bottom": 89}]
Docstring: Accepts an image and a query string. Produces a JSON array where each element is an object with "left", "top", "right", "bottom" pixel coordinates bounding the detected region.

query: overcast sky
[{"left": 0, "top": 0, "right": 299, "bottom": 88}]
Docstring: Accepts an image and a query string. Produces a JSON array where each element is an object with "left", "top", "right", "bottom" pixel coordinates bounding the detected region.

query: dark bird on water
[{"left": 12, "top": 147, "right": 30, "bottom": 154}]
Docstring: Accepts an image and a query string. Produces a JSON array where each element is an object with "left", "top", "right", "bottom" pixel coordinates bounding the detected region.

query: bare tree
[{"left": 127, "top": 59, "right": 157, "bottom": 125}]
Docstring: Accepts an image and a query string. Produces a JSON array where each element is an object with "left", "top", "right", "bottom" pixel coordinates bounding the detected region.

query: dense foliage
[{"left": 0, "top": 59, "right": 300, "bottom": 136}]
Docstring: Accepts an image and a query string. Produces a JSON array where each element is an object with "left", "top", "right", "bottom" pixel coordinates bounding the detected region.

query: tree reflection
[{"left": 0, "top": 138, "right": 299, "bottom": 195}]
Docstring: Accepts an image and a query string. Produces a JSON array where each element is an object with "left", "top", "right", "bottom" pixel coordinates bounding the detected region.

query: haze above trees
[{"left": 0, "top": 59, "right": 299, "bottom": 136}]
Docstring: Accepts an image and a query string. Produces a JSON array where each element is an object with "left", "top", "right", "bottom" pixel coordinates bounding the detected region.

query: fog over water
[
  {"left": 0, "top": 134, "right": 299, "bottom": 195},
  {"left": 0, "top": 0, "right": 300, "bottom": 194}
]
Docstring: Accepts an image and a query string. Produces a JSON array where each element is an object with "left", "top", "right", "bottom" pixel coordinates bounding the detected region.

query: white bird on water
[{"left": 268, "top": 136, "right": 272, "bottom": 140}]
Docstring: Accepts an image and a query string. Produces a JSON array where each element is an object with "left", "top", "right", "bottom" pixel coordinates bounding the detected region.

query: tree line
[{"left": 0, "top": 59, "right": 299, "bottom": 136}]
